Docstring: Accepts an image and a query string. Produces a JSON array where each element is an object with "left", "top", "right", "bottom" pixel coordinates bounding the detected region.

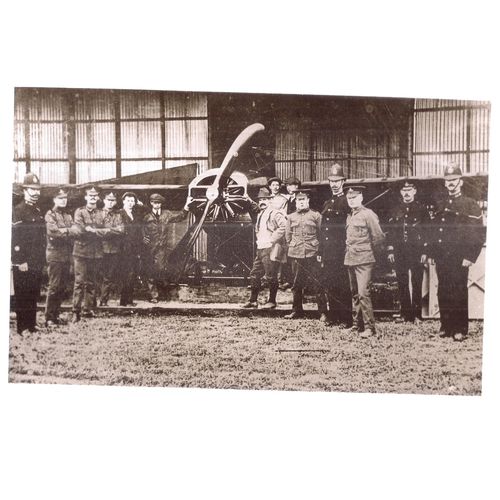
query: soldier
[
  {"left": 241, "top": 188, "right": 287, "bottom": 309},
  {"left": 72, "top": 185, "right": 112, "bottom": 321},
  {"left": 119, "top": 191, "right": 143, "bottom": 307},
  {"left": 142, "top": 193, "right": 178, "bottom": 303},
  {"left": 267, "top": 176, "right": 288, "bottom": 210},
  {"left": 344, "top": 186, "right": 385, "bottom": 338},
  {"left": 386, "top": 180, "right": 430, "bottom": 324},
  {"left": 11, "top": 173, "right": 46, "bottom": 335},
  {"left": 44, "top": 187, "right": 79, "bottom": 327},
  {"left": 99, "top": 191, "right": 125, "bottom": 306},
  {"left": 317, "top": 164, "right": 352, "bottom": 326},
  {"left": 427, "top": 163, "right": 484, "bottom": 341},
  {"left": 284, "top": 190, "right": 322, "bottom": 319}
]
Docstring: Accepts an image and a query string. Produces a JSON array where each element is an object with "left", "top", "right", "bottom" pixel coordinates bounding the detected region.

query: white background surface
[{"left": 1, "top": 1, "right": 499, "bottom": 499}]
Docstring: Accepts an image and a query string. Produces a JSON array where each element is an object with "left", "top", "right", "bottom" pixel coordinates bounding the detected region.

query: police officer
[
  {"left": 284, "top": 189, "right": 322, "bottom": 319},
  {"left": 427, "top": 163, "right": 484, "bottom": 341},
  {"left": 344, "top": 186, "right": 385, "bottom": 338},
  {"left": 72, "top": 185, "right": 113, "bottom": 321},
  {"left": 242, "top": 188, "right": 287, "bottom": 309},
  {"left": 99, "top": 191, "right": 125, "bottom": 306},
  {"left": 317, "top": 164, "right": 352, "bottom": 326},
  {"left": 142, "top": 193, "right": 178, "bottom": 302},
  {"left": 44, "top": 187, "right": 79, "bottom": 326},
  {"left": 386, "top": 180, "right": 430, "bottom": 323},
  {"left": 11, "top": 173, "right": 46, "bottom": 335}
]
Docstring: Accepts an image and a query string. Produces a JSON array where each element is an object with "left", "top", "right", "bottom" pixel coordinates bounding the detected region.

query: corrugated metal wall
[
  {"left": 413, "top": 99, "right": 490, "bottom": 176},
  {"left": 13, "top": 88, "right": 209, "bottom": 184}
]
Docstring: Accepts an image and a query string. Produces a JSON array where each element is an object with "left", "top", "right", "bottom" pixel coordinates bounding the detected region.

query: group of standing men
[
  {"left": 242, "top": 162, "right": 484, "bottom": 341},
  {"left": 11, "top": 174, "right": 179, "bottom": 334}
]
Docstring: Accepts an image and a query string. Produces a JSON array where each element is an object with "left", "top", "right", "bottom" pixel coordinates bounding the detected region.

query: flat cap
[
  {"left": 102, "top": 191, "right": 117, "bottom": 200},
  {"left": 150, "top": 193, "right": 165, "bottom": 203},
  {"left": 284, "top": 176, "right": 301, "bottom": 186},
  {"left": 267, "top": 176, "right": 282, "bottom": 185},
  {"left": 122, "top": 191, "right": 137, "bottom": 201}
]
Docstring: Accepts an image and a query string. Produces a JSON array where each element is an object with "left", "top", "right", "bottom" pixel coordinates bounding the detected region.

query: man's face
[
  {"left": 400, "top": 187, "right": 416, "bottom": 203},
  {"left": 444, "top": 177, "right": 463, "bottom": 195},
  {"left": 85, "top": 191, "right": 99, "bottom": 207},
  {"left": 347, "top": 193, "right": 363, "bottom": 209},
  {"left": 329, "top": 179, "right": 344, "bottom": 195},
  {"left": 103, "top": 197, "right": 116, "bottom": 210},
  {"left": 54, "top": 196, "right": 68, "bottom": 208},
  {"left": 123, "top": 196, "right": 136, "bottom": 210},
  {"left": 24, "top": 187, "right": 40, "bottom": 204},
  {"left": 258, "top": 197, "right": 270, "bottom": 210},
  {"left": 269, "top": 181, "right": 281, "bottom": 195},
  {"left": 286, "top": 183, "right": 299, "bottom": 195},
  {"left": 296, "top": 196, "right": 309, "bottom": 211},
  {"left": 151, "top": 201, "right": 162, "bottom": 211}
]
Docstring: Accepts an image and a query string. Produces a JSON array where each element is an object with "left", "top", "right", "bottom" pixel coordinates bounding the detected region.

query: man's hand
[
  {"left": 143, "top": 236, "right": 151, "bottom": 245},
  {"left": 317, "top": 255, "right": 322, "bottom": 263},
  {"left": 388, "top": 253, "right": 395, "bottom": 264},
  {"left": 420, "top": 254, "right": 427, "bottom": 264},
  {"left": 18, "top": 262, "right": 28, "bottom": 272},
  {"left": 85, "top": 226, "right": 96, "bottom": 233},
  {"left": 183, "top": 195, "right": 194, "bottom": 211},
  {"left": 462, "top": 258, "right": 473, "bottom": 268},
  {"left": 426, "top": 257, "right": 435, "bottom": 266}
]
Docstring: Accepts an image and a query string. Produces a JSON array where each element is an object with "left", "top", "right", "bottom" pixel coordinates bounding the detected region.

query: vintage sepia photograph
[{"left": 8, "top": 87, "right": 489, "bottom": 395}]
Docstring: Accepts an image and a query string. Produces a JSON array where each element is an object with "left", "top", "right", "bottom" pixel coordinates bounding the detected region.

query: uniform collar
[{"left": 448, "top": 192, "right": 462, "bottom": 199}]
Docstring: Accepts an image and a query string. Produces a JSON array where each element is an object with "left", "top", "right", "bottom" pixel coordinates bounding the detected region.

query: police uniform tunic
[
  {"left": 386, "top": 200, "right": 430, "bottom": 321},
  {"left": 344, "top": 205, "right": 385, "bottom": 332},
  {"left": 317, "top": 193, "right": 351, "bottom": 323},
  {"left": 44, "top": 207, "right": 78, "bottom": 322},
  {"left": 285, "top": 209, "right": 322, "bottom": 313},
  {"left": 11, "top": 201, "right": 46, "bottom": 333},
  {"left": 428, "top": 193, "right": 484, "bottom": 336}
]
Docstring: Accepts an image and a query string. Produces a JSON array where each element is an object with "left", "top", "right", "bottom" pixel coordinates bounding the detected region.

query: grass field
[{"left": 8, "top": 311, "right": 483, "bottom": 395}]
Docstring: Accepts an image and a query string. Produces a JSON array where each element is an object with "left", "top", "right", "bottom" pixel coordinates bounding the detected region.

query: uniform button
[
  {"left": 325, "top": 228, "right": 328, "bottom": 231},
  {"left": 404, "top": 215, "right": 408, "bottom": 218},
  {"left": 325, "top": 237, "right": 329, "bottom": 240},
  {"left": 441, "top": 218, "right": 445, "bottom": 221},
  {"left": 438, "top": 239, "right": 442, "bottom": 243}
]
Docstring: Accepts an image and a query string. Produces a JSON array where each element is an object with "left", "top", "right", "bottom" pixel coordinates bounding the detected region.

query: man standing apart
[
  {"left": 72, "top": 185, "right": 112, "bottom": 321},
  {"left": 344, "top": 186, "right": 385, "bottom": 338},
  {"left": 386, "top": 180, "right": 430, "bottom": 324},
  {"left": 44, "top": 187, "right": 79, "bottom": 327},
  {"left": 241, "top": 188, "right": 287, "bottom": 309},
  {"left": 99, "top": 191, "right": 125, "bottom": 306},
  {"left": 11, "top": 173, "right": 46, "bottom": 335},
  {"left": 142, "top": 193, "right": 178, "bottom": 303},
  {"left": 427, "top": 163, "right": 484, "bottom": 341},
  {"left": 284, "top": 190, "right": 322, "bottom": 319},
  {"left": 317, "top": 164, "right": 352, "bottom": 326}
]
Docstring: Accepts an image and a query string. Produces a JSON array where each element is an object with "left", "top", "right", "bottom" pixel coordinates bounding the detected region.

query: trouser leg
[
  {"left": 347, "top": 266, "right": 363, "bottom": 329},
  {"left": 262, "top": 249, "right": 279, "bottom": 303},
  {"left": 410, "top": 259, "right": 424, "bottom": 321},
  {"left": 100, "top": 253, "right": 119, "bottom": 302},
  {"left": 395, "top": 259, "right": 412, "bottom": 321},
  {"left": 355, "top": 263, "right": 375, "bottom": 331},
  {"left": 248, "top": 250, "right": 265, "bottom": 302},
  {"left": 13, "top": 268, "right": 42, "bottom": 333},
  {"left": 291, "top": 258, "right": 305, "bottom": 312},
  {"left": 72, "top": 257, "right": 87, "bottom": 313},
  {"left": 45, "top": 261, "right": 69, "bottom": 321}
]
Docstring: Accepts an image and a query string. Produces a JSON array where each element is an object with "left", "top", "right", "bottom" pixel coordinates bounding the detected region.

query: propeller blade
[
  {"left": 214, "top": 123, "right": 265, "bottom": 189},
  {"left": 165, "top": 199, "right": 214, "bottom": 282}
]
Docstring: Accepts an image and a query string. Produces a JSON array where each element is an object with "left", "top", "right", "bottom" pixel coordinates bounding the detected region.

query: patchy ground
[{"left": 8, "top": 311, "right": 483, "bottom": 395}]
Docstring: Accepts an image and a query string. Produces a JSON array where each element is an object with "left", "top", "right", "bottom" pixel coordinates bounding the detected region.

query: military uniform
[
  {"left": 72, "top": 204, "right": 111, "bottom": 316},
  {"left": 317, "top": 192, "right": 351, "bottom": 324},
  {"left": 428, "top": 186, "right": 483, "bottom": 338},
  {"left": 344, "top": 190, "right": 385, "bottom": 334},
  {"left": 44, "top": 204, "right": 78, "bottom": 323},
  {"left": 11, "top": 197, "right": 46, "bottom": 333},
  {"left": 386, "top": 197, "right": 430, "bottom": 322},
  {"left": 99, "top": 206, "right": 125, "bottom": 305},
  {"left": 285, "top": 202, "right": 322, "bottom": 316}
]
